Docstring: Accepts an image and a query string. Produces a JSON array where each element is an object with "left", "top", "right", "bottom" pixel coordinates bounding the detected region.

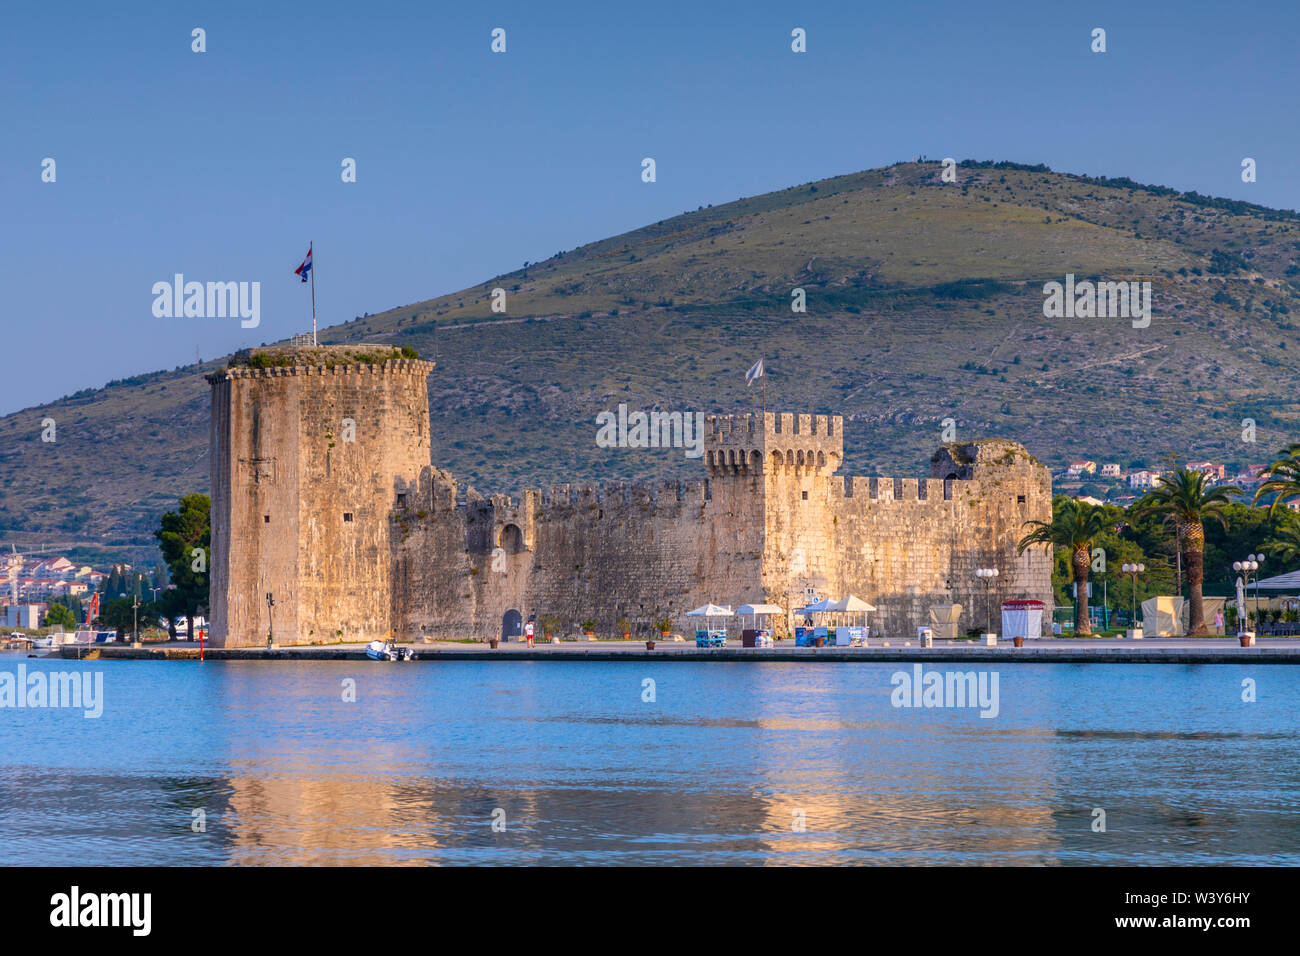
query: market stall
[
  {"left": 825, "top": 595, "right": 875, "bottom": 646},
  {"left": 737, "top": 603, "right": 782, "bottom": 647},
  {"left": 1000, "top": 599, "right": 1045, "bottom": 641},
  {"left": 686, "top": 603, "right": 733, "bottom": 648},
  {"left": 795, "top": 598, "right": 834, "bottom": 646}
]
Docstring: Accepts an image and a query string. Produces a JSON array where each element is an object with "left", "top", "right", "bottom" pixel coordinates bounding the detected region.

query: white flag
[{"left": 746, "top": 358, "right": 764, "bottom": 385}]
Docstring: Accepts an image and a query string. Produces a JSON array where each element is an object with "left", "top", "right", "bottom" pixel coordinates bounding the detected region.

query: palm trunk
[
  {"left": 1183, "top": 521, "right": 1208, "bottom": 637},
  {"left": 1072, "top": 546, "right": 1093, "bottom": 636}
]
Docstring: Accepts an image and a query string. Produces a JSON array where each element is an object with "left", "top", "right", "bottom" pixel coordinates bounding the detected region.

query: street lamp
[
  {"left": 974, "top": 567, "right": 1000, "bottom": 639},
  {"left": 266, "top": 592, "right": 276, "bottom": 649},
  {"left": 1121, "top": 563, "right": 1145, "bottom": 639},
  {"left": 1233, "top": 555, "right": 1263, "bottom": 631},
  {"left": 1251, "top": 554, "right": 1265, "bottom": 624}
]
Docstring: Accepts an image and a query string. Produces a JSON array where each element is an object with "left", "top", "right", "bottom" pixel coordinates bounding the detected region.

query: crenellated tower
[{"left": 207, "top": 345, "right": 435, "bottom": 647}]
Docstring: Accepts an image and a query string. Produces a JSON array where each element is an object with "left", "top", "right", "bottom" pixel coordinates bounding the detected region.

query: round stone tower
[{"left": 206, "top": 345, "right": 434, "bottom": 647}]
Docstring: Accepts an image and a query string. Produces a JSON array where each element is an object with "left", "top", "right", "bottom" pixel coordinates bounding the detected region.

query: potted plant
[
  {"left": 1013, "top": 635, "right": 1024, "bottom": 648},
  {"left": 540, "top": 614, "right": 561, "bottom": 644},
  {"left": 616, "top": 617, "right": 632, "bottom": 640},
  {"left": 581, "top": 620, "right": 599, "bottom": 641},
  {"left": 651, "top": 617, "right": 673, "bottom": 650}
]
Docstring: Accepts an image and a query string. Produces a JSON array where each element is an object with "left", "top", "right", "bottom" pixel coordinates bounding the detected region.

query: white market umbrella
[{"left": 686, "top": 604, "right": 733, "bottom": 617}]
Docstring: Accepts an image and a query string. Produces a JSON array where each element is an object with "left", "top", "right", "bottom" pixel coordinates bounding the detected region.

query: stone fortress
[{"left": 207, "top": 346, "right": 1053, "bottom": 647}]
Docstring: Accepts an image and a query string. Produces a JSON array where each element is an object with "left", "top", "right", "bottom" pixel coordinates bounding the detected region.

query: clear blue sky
[{"left": 2, "top": 0, "right": 1297, "bottom": 414}]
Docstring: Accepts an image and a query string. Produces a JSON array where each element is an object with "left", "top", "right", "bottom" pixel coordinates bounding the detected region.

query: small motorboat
[{"left": 366, "top": 640, "right": 415, "bottom": 661}]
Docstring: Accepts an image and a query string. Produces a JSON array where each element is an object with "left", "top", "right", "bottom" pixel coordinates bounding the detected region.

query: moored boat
[{"left": 365, "top": 640, "right": 414, "bottom": 661}]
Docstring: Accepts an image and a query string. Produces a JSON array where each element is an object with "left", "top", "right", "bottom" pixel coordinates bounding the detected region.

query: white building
[
  {"left": 1067, "top": 460, "right": 1097, "bottom": 477},
  {"left": 4, "top": 604, "right": 45, "bottom": 629},
  {"left": 1100, "top": 463, "right": 1122, "bottom": 478},
  {"left": 1128, "top": 470, "right": 1162, "bottom": 489}
]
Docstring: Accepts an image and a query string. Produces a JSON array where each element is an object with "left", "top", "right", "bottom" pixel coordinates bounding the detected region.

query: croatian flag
[
  {"left": 294, "top": 244, "right": 312, "bottom": 283},
  {"left": 746, "top": 357, "right": 764, "bottom": 385}
]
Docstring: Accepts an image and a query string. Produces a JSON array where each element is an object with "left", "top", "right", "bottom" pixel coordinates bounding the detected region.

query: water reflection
[{"left": 0, "top": 654, "right": 1297, "bottom": 864}]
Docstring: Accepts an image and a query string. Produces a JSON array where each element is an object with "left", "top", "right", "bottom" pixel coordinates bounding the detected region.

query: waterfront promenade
[{"left": 52, "top": 636, "right": 1300, "bottom": 664}]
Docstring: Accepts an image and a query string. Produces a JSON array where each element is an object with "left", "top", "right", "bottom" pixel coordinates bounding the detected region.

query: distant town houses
[
  {"left": 2, "top": 553, "right": 113, "bottom": 608},
  {"left": 1051, "top": 454, "right": 1280, "bottom": 507}
]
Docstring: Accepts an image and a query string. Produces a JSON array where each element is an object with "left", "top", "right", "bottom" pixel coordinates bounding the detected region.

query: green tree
[
  {"left": 43, "top": 602, "right": 77, "bottom": 630},
  {"left": 1018, "top": 497, "right": 1110, "bottom": 635},
  {"left": 1262, "top": 512, "right": 1300, "bottom": 566},
  {"left": 1203, "top": 503, "right": 1280, "bottom": 590},
  {"left": 99, "top": 596, "right": 146, "bottom": 639},
  {"left": 1134, "top": 469, "right": 1241, "bottom": 637},
  {"left": 157, "top": 588, "right": 187, "bottom": 640},
  {"left": 1254, "top": 443, "right": 1300, "bottom": 514},
  {"left": 154, "top": 493, "right": 211, "bottom": 641}
]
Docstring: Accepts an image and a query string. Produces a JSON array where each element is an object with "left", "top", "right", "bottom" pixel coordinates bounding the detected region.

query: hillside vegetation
[{"left": 4, "top": 160, "right": 1300, "bottom": 565}]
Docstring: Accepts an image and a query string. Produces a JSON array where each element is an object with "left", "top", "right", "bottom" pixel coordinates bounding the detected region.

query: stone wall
[
  {"left": 390, "top": 469, "right": 766, "bottom": 639},
  {"left": 208, "top": 349, "right": 434, "bottom": 647},
  {"left": 211, "top": 358, "right": 1053, "bottom": 645}
]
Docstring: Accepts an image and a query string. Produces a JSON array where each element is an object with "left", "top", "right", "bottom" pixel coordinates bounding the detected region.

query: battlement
[
  {"left": 209, "top": 344, "right": 434, "bottom": 383},
  {"left": 838, "top": 476, "right": 961, "bottom": 502},
  {"left": 930, "top": 439, "right": 1042, "bottom": 481},
  {"left": 704, "top": 411, "right": 843, "bottom": 477}
]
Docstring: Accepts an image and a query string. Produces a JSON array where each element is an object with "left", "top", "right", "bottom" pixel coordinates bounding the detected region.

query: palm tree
[
  {"left": 1018, "top": 497, "right": 1109, "bottom": 636},
  {"left": 1253, "top": 442, "right": 1300, "bottom": 514},
  {"left": 1262, "top": 514, "right": 1300, "bottom": 565},
  {"left": 1133, "top": 468, "right": 1241, "bottom": 637}
]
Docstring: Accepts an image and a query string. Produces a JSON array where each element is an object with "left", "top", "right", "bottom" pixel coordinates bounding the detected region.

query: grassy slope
[{"left": 3, "top": 161, "right": 1299, "bottom": 565}]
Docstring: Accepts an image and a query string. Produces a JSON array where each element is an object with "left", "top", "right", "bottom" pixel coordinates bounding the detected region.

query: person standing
[
  {"left": 525, "top": 616, "right": 535, "bottom": 649},
  {"left": 1213, "top": 608, "right": 1224, "bottom": 636}
]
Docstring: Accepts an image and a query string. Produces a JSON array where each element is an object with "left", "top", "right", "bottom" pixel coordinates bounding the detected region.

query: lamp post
[
  {"left": 1233, "top": 556, "right": 1262, "bottom": 633},
  {"left": 131, "top": 594, "right": 140, "bottom": 645},
  {"left": 266, "top": 592, "right": 275, "bottom": 649},
  {"left": 975, "top": 568, "right": 999, "bottom": 641},
  {"left": 1121, "top": 563, "right": 1145, "bottom": 639},
  {"left": 1251, "top": 553, "right": 1264, "bottom": 625}
]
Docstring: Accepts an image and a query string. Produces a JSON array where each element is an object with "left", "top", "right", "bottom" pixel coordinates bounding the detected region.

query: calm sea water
[{"left": 1, "top": 651, "right": 1296, "bottom": 865}]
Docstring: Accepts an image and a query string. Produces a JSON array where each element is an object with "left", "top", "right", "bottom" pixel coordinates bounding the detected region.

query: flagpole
[{"left": 310, "top": 241, "right": 317, "bottom": 346}]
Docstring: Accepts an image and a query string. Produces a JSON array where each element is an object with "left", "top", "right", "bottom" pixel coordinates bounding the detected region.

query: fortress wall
[
  {"left": 209, "top": 358, "right": 433, "bottom": 646},
  {"left": 826, "top": 457, "right": 1053, "bottom": 637},
  {"left": 212, "top": 357, "right": 1052, "bottom": 647},
  {"left": 392, "top": 474, "right": 765, "bottom": 639},
  {"left": 208, "top": 372, "right": 303, "bottom": 646},
  {"left": 293, "top": 363, "right": 432, "bottom": 644}
]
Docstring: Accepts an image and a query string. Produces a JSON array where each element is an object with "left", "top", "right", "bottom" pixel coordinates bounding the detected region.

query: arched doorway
[
  {"left": 499, "top": 524, "right": 525, "bottom": 554},
  {"left": 501, "top": 608, "right": 523, "bottom": 642}
]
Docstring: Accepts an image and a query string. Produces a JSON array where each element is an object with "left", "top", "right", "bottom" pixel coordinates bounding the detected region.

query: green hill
[{"left": 5, "top": 159, "right": 1300, "bottom": 566}]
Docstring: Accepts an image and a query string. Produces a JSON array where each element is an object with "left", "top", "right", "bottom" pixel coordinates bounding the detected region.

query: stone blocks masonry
[{"left": 207, "top": 346, "right": 1053, "bottom": 646}]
